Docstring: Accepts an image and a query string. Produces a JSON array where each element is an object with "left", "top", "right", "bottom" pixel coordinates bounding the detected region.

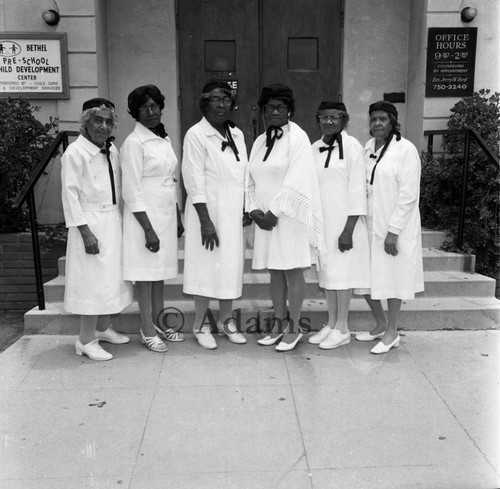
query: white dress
[
  {"left": 364, "top": 136, "right": 425, "bottom": 300},
  {"left": 61, "top": 135, "right": 132, "bottom": 315},
  {"left": 313, "top": 131, "right": 371, "bottom": 290},
  {"left": 121, "top": 122, "right": 179, "bottom": 281},
  {"left": 247, "top": 122, "right": 324, "bottom": 270},
  {"left": 182, "top": 117, "right": 247, "bottom": 299}
]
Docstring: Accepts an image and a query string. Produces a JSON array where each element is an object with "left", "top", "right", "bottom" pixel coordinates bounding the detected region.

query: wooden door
[{"left": 177, "top": 0, "right": 342, "bottom": 146}]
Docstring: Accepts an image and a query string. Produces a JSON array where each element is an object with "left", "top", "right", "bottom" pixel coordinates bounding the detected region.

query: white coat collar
[
  {"left": 199, "top": 116, "right": 238, "bottom": 139},
  {"left": 134, "top": 121, "right": 164, "bottom": 143},
  {"left": 76, "top": 134, "right": 104, "bottom": 157}
]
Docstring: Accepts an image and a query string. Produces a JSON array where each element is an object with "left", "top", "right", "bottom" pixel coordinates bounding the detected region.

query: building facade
[{"left": 1, "top": 0, "right": 498, "bottom": 220}]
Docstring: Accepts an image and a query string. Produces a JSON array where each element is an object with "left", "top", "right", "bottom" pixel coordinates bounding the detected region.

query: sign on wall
[
  {"left": 0, "top": 32, "right": 69, "bottom": 99},
  {"left": 425, "top": 27, "right": 477, "bottom": 98}
]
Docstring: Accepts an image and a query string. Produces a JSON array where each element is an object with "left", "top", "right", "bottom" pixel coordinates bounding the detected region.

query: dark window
[
  {"left": 288, "top": 38, "right": 318, "bottom": 71},
  {"left": 205, "top": 41, "right": 236, "bottom": 72}
]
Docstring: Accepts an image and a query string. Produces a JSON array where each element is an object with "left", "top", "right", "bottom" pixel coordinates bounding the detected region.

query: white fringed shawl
[{"left": 246, "top": 121, "right": 326, "bottom": 265}]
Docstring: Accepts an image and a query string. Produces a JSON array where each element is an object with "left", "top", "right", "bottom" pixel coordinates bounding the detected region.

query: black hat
[
  {"left": 258, "top": 84, "right": 293, "bottom": 107},
  {"left": 82, "top": 97, "right": 115, "bottom": 111},
  {"left": 318, "top": 101, "right": 347, "bottom": 112},
  {"left": 202, "top": 80, "right": 233, "bottom": 93},
  {"left": 369, "top": 100, "right": 398, "bottom": 119}
]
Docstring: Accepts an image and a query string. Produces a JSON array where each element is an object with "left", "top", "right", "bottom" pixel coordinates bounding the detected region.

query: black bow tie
[
  {"left": 319, "top": 133, "right": 343, "bottom": 168},
  {"left": 100, "top": 136, "right": 117, "bottom": 205},
  {"left": 263, "top": 125, "right": 283, "bottom": 161},
  {"left": 221, "top": 121, "right": 240, "bottom": 161}
]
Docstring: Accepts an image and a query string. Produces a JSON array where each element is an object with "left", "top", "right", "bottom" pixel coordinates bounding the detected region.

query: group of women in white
[{"left": 61, "top": 82, "right": 424, "bottom": 361}]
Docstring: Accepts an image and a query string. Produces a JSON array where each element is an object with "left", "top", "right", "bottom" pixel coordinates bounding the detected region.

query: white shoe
[
  {"left": 75, "top": 339, "right": 113, "bottom": 361},
  {"left": 275, "top": 332, "right": 303, "bottom": 352},
  {"left": 140, "top": 329, "right": 168, "bottom": 353},
  {"left": 95, "top": 327, "right": 130, "bottom": 344},
  {"left": 371, "top": 335, "right": 400, "bottom": 354},
  {"left": 193, "top": 325, "right": 217, "bottom": 350},
  {"left": 217, "top": 320, "right": 247, "bottom": 344},
  {"left": 355, "top": 331, "right": 384, "bottom": 342},
  {"left": 308, "top": 325, "right": 332, "bottom": 345},
  {"left": 319, "top": 329, "right": 351, "bottom": 350}
]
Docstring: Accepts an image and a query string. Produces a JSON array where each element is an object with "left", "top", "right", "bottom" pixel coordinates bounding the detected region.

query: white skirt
[
  {"left": 123, "top": 177, "right": 178, "bottom": 281},
  {"left": 64, "top": 207, "right": 132, "bottom": 315},
  {"left": 183, "top": 181, "right": 244, "bottom": 299}
]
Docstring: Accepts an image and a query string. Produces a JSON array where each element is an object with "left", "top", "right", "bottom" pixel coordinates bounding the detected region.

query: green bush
[
  {"left": 0, "top": 98, "right": 55, "bottom": 232},
  {"left": 420, "top": 89, "right": 500, "bottom": 277}
]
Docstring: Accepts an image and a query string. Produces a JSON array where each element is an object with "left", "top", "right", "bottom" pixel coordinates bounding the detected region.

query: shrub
[
  {"left": 420, "top": 89, "right": 500, "bottom": 277},
  {"left": 0, "top": 98, "right": 55, "bottom": 232}
]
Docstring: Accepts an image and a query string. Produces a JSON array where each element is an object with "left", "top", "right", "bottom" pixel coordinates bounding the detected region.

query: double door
[{"left": 177, "top": 0, "right": 342, "bottom": 149}]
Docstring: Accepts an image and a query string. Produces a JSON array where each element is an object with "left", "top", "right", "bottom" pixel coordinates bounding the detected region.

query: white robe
[
  {"left": 247, "top": 122, "right": 325, "bottom": 270},
  {"left": 364, "top": 136, "right": 425, "bottom": 300},
  {"left": 61, "top": 135, "right": 132, "bottom": 315},
  {"left": 182, "top": 117, "right": 247, "bottom": 299},
  {"left": 313, "top": 131, "right": 370, "bottom": 290},
  {"left": 121, "top": 122, "right": 179, "bottom": 281}
]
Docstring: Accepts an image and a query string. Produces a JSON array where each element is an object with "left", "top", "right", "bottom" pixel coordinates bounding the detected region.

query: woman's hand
[
  {"left": 384, "top": 231, "right": 399, "bottom": 256},
  {"left": 145, "top": 228, "right": 160, "bottom": 253},
  {"left": 176, "top": 204, "right": 184, "bottom": 238},
  {"left": 78, "top": 225, "right": 99, "bottom": 254},
  {"left": 242, "top": 211, "right": 253, "bottom": 227},
  {"left": 200, "top": 218, "right": 219, "bottom": 250},
  {"left": 250, "top": 210, "right": 271, "bottom": 231},
  {"left": 261, "top": 211, "right": 278, "bottom": 228},
  {"left": 338, "top": 230, "right": 353, "bottom": 252}
]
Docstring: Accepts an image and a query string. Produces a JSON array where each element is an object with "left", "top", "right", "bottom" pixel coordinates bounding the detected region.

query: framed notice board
[
  {"left": 0, "top": 32, "right": 69, "bottom": 99},
  {"left": 425, "top": 27, "right": 477, "bottom": 98}
]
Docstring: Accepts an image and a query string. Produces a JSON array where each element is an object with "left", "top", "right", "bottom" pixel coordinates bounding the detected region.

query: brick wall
[{"left": 0, "top": 233, "right": 65, "bottom": 311}]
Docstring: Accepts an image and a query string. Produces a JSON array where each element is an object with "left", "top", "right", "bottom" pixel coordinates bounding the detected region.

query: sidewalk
[{"left": 0, "top": 329, "right": 498, "bottom": 489}]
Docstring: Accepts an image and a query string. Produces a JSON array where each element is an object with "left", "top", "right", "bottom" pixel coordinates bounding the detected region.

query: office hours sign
[
  {"left": 0, "top": 33, "right": 69, "bottom": 98},
  {"left": 426, "top": 27, "right": 477, "bottom": 98}
]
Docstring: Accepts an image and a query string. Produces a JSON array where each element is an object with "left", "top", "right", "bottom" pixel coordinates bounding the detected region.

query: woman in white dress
[
  {"left": 61, "top": 98, "right": 132, "bottom": 361},
  {"left": 121, "top": 85, "right": 184, "bottom": 353},
  {"left": 356, "top": 101, "right": 424, "bottom": 354},
  {"left": 182, "top": 81, "right": 249, "bottom": 350},
  {"left": 308, "top": 101, "right": 370, "bottom": 350},
  {"left": 247, "top": 84, "right": 325, "bottom": 352}
]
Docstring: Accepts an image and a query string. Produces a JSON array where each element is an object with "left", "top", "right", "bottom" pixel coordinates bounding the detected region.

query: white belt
[
  {"left": 142, "top": 176, "right": 177, "bottom": 186},
  {"left": 80, "top": 203, "right": 118, "bottom": 211}
]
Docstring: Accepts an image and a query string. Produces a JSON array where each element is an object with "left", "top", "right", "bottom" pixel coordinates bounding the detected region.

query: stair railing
[
  {"left": 13, "top": 131, "right": 79, "bottom": 310},
  {"left": 424, "top": 128, "right": 499, "bottom": 248}
]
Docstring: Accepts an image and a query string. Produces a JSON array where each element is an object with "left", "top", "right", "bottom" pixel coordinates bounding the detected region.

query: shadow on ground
[{"left": 0, "top": 311, "right": 24, "bottom": 353}]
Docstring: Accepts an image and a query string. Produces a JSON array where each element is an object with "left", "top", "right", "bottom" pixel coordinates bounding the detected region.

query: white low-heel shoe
[
  {"left": 140, "top": 330, "right": 168, "bottom": 353},
  {"left": 275, "top": 332, "right": 303, "bottom": 352},
  {"left": 355, "top": 331, "right": 384, "bottom": 342},
  {"left": 217, "top": 320, "right": 247, "bottom": 344},
  {"left": 95, "top": 327, "right": 130, "bottom": 344},
  {"left": 193, "top": 325, "right": 217, "bottom": 350},
  {"left": 319, "top": 329, "right": 351, "bottom": 350},
  {"left": 308, "top": 325, "right": 332, "bottom": 345},
  {"left": 371, "top": 335, "right": 400, "bottom": 354},
  {"left": 75, "top": 339, "right": 113, "bottom": 361}
]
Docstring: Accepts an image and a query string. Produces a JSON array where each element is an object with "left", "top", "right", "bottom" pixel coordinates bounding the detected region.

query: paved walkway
[{"left": 0, "top": 329, "right": 499, "bottom": 489}]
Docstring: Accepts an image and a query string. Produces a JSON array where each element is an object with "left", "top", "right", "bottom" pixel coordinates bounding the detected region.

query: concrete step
[
  {"left": 24, "top": 295, "right": 500, "bottom": 335},
  {"left": 43, "top": 269, "right": 497, "bottom": 302},
  {"left": 56, "top": 247, "right": 475, "bottom": 276}
]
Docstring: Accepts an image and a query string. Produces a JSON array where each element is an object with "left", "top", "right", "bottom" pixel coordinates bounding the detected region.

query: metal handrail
[
  {"left": 424, "top": 128, "right": 500, "bottom": 248},
  {"left": 13, "top": 130, "right": 79, "bottom": 310}
]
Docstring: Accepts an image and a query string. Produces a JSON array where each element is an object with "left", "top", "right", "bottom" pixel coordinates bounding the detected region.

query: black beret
[
  {"left": 82, "top": 98, "right": 115, "bottom": 111},
  {"left": 202, "top": 80, "right": 233, "bottom": 93},
  {"left": 258, "top": 84, "right": 293, "bottom": 106},
  {"left": 318, "top": 101, "right": 347, "bottom": 112},
  {"left": 369, "top": 100, "right": 398, "bottom": 119}
]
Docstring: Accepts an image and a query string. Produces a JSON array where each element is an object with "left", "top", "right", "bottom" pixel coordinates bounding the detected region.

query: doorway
[{"left": 177, "top": 0, "right": 343, "bottom": 148}]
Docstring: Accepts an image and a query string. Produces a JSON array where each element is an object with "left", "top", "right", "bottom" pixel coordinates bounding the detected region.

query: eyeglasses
[
  {"left": 138, "top": 104, "right": 162, "bottom": 115},
  {"left": 264, "top": 104, "right": 288, "bottom": 114},
  {"left": 318, "top": 115, "right": 344, "bottom": 123},
  {"left": 207, "top": 96, "right": 232, "bottom": 106}
]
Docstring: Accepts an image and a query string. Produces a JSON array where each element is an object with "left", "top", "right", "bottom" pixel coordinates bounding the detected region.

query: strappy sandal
[
  {"left": 140, "top": 329, "right": 168, "bottom": 352},
  {"left": 154, "top": 325, "right": 185, "bottom": 342}
]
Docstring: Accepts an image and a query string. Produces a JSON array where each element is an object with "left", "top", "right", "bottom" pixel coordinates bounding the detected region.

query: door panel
[
  {"left": 177, "top": 0, "right": 260, "bottom": 149},
  {"left": 177, "top": 0, "right": 342, "bottom": 146},
  {"left": 261, "top": 0, "right": 342, "bottom": 139}
]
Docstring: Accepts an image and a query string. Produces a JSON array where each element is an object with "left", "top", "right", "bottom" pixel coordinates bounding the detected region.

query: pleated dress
[{"left": 61, "top": 135, "right": 132, "bottom": 315}]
